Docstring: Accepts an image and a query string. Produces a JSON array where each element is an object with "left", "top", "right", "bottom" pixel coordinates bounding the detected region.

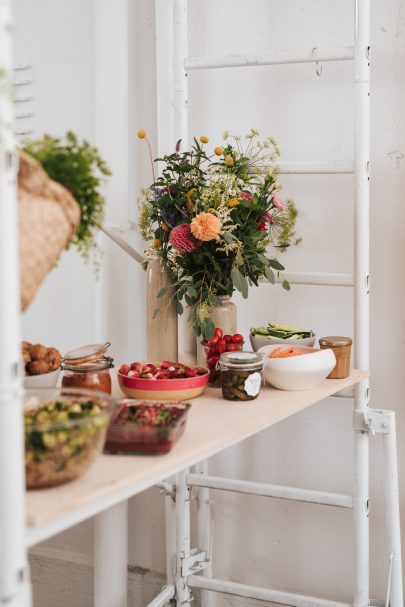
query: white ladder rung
[
  {"left": 277, "top": 160, "right": 354, "bottom": 175},
  {"left": 185, "top": 46, "right": 354, "bottom": 71},
  {"left": 188, "top": 574, "right": 352, "bottom": 607},
  {"left": 145, "top": 585, "right": 175, "bottom": 607},
  {"left": 276, "top": 272, "right": 354, "bottom": 288},
  {"left": 187, "top": 474, "right": 354, "bottom": 509}
]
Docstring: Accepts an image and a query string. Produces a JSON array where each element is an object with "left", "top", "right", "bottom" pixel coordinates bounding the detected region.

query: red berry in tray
[
  {"left": 214, "top": 327, "right": 223, "bottom": 338},
  {"left": 223, "top": 334, "right": 232, "bottom": 343}
]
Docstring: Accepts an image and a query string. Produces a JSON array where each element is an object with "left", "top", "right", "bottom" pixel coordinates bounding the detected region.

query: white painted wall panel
[{"left": 13, "top": 0, "right": 405, "bottom": 604}]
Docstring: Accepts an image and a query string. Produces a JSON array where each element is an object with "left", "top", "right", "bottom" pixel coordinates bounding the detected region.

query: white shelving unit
[{"left": 0, "top": 1, "right": 403, "bottom": 607}]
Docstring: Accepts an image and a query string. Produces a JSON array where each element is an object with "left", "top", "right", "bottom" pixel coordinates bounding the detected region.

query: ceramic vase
[
  {"left": 146, "top": 258, "right": 178, "bottom": 362},
  {"left": 196, "top": 296, "right": 237, "bottom": 366}
]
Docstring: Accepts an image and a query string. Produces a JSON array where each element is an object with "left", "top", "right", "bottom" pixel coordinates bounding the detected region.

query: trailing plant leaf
[{"left": 24, "top": 131, "right": 111, "bottom": 268}]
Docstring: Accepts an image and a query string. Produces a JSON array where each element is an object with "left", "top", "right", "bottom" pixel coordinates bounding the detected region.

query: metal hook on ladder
[{"left": 312, "top": 47, "right": 323, "bottom": 77}]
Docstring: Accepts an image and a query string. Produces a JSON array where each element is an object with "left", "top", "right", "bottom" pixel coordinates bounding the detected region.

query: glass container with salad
[{"left": 105, "top": 400, "right": 191, "bottom": 454}]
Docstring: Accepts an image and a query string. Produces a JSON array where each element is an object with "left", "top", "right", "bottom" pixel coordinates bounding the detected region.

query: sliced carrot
[{"left": 268, "top": 347, "right": 303, "bottom": 359}]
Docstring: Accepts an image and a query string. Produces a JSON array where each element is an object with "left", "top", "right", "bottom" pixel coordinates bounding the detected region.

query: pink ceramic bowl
[{"left": 117, "top": 365, "right": 209, "bottom": 401}]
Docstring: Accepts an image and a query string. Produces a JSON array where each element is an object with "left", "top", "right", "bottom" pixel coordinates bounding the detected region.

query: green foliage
[{"left": 24, "top": 131, "right": 111, "bottom": 266}]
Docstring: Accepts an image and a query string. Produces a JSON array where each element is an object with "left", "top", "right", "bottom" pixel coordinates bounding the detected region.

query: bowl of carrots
[{"left": 258, "top": 345, "right": 336, "bottom": 391}]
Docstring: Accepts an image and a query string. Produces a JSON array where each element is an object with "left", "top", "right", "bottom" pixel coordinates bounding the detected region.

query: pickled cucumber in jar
[{"left": 219, "top": 352, "right": 264, "bottom": 401}]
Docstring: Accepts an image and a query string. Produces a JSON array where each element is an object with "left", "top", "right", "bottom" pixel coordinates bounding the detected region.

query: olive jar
[{"left": 219, "top": 351, "right": 264, "bottom": 401}]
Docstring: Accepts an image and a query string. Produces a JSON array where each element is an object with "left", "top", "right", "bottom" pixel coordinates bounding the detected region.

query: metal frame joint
[
  {"left": 181, "top": 550, "right": 209, "bottom": 577},
  {"left": 353, "top": 408, "right": 393, "bottom": 435}
]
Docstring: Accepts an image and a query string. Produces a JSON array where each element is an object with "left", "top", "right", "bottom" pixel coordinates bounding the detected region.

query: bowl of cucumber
[{"left": 250, "top": 323, "right": 316, "bottom": 351}]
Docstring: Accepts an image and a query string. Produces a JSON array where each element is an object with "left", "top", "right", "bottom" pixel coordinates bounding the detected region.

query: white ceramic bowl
[
  {"left": 24, "top": 369, "right": 60, "bottom": 390},
  {"left": 258, "top": 345, "right": 336, "bottom": 391},
  {"left": 250, "top": 333, "right": 316, "bottom": 351}
]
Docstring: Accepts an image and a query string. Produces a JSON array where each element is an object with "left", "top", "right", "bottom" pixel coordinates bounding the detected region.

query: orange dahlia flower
[{"left": 190, "top": 212, "right": 221, "bottom": 241}]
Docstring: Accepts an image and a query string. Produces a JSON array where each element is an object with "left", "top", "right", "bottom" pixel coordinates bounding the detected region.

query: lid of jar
[
  {"left": 319, "top": 336, "right": 352, "bottom": 347},
  {"left": 63, "top": 342, "right": 111, "bottom": 365},
  {"left": 220, "top": 351, "right": 263, "bottom": 370},
  {"left": 62, "top": 357, "right": 114, "bottom": 372}
]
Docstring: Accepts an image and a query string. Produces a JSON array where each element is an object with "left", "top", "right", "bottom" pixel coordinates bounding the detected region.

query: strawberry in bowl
[{"left": 117, "top": 361, "right": 209, "bottom": 400}]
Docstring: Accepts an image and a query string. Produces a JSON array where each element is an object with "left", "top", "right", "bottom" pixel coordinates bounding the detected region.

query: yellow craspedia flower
[
  {"left": 224, "top": 155, "right": 234, "bottom": 166},
  {"left": 161, "top": 223, "right": 168, "bottom": 231},
  {"left": 137, "top": 129, "right": 147, "bottom": 139},
  {"left": 214, "top": 146, "right": 224, "bottom": 156},
  {"left": 200, "top": 135, "right": 209, "bottom": 144},
  {"left": 153, "top": 239, "right": 161, "bottom": 248},
  {"left": 187, "top": 188, "right": 196, "bottom": 198},
  {"left": 186, "top": 200, "right": 195, "bottom": 211},
  {"left": 227, "top": 198, "right": 240, "bottom": 207}
]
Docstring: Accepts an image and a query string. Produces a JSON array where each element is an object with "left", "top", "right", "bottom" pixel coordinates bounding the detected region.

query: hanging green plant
[{"left": 24, "top": 131, "right": 111, "bottom": 266}]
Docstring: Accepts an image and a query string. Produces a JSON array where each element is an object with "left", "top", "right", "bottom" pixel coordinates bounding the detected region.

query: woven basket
[{"left": 18, "top": 151, "right": 80, "bottom": 311}]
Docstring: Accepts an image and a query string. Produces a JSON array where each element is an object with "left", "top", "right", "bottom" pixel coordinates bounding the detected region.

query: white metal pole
[
  {"left": 173, "top": 0, "right": 196, "bottom": 363},
  {"left": 382, "top": 412, "right": 403, "bottom": 607},
  {"left": 94, "top": 502, "right": 128, "bottom": 607},
  {"left": 0, "top": 2, "right": 31, "bottom": 605},
  {"left": 188, "top": 575, "right": 351, "bottom": 607},
  {"left": 146, "top": 584, "right": 175, "bottom": 607},
  {"left": 187, "top": 473, "right": 354, "bottom": 509},
  {"left": 175, "top": 470, "right": 192, "bottom": 606},
  {"left": 185, "top": 46, "right": 354, "bottom": 71},
  {"left": 195, "top": 460, "right": 215, "bottom": 607},
  {"left": 353, "top": 1, "right": 370, "bottom": 606}
]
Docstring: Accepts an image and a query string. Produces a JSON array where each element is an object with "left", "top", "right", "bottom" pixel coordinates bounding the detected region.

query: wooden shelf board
[{"left": 26, "top": 369, "right": 367, "bottom": 544}]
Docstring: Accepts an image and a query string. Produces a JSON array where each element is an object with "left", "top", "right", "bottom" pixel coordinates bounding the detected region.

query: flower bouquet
[{"left": 138, "top": 129, "right": 299, "bottom": 338}]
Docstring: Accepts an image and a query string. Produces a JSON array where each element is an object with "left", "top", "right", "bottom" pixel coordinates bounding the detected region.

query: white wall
[{"left": 15, "top": 0, "right": 405, "bottom": 604}]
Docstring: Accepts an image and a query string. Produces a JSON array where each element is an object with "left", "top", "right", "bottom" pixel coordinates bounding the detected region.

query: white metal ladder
[{"left": 148, "top": 1, "right": 404, "bottom": 606}]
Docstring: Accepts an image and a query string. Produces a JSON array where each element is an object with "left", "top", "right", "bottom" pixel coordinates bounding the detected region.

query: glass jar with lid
[
  {"left": 219, "top": 351, "right": 264, "bottom": 401},
  {"left": 61, "top": 342, "right": 114, "bottom": 394},
  {"left": 319, "top": 336, "right": 352, "bottom": 379}
]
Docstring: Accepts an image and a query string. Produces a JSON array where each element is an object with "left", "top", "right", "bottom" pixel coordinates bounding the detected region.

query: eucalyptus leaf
[
  {"left": 282, "top": 279, "right": 291, "bottom": 291},
  {"left": 269, "top": 258, "right": 285, "bottom": 271},
  {"left": 264, "top": 267, "right": 275, "bottom": 284},
  {"left": 157, "top": 286, "right": 169, "bottom": 298},
  {"left": 231, "top": 268, "right": 248, "bottom": 299}
]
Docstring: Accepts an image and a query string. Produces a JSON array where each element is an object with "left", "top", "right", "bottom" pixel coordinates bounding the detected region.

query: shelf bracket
[
  {"left": 353, "top": 408, "right": 392, "bottom": 435},
  {"left": 181, "top": 550, "right": 209, "bottom": 577}
]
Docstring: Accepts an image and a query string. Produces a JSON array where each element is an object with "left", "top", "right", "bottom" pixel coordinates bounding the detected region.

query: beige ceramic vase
[
  {"left": 196, "top": 296, "right": 237, "bottom": 366},
  {"left": 146, "top": 258, "right": 178, "bottom": 362}
]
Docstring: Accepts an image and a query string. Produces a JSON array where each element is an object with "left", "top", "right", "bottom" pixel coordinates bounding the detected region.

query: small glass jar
[
  {"left": 319, "top": 336, "right": 352, "bottom": 379},
  {"left": 219, "top": 351, "right": 264, "bottom": 401},
  {"left": 61, "top": 342, "right": 114, "bottom": 394},
  {"left": 201, "top": 339, "right": 244, "bottom": 387}
]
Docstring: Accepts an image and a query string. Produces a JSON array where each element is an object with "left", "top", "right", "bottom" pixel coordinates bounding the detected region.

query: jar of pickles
[
  {"left": 219, "top": 351, "right": 264, "bottom": 401},
  {"left": 61, "top": 343, "right": 114, "bottom": 394}
]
